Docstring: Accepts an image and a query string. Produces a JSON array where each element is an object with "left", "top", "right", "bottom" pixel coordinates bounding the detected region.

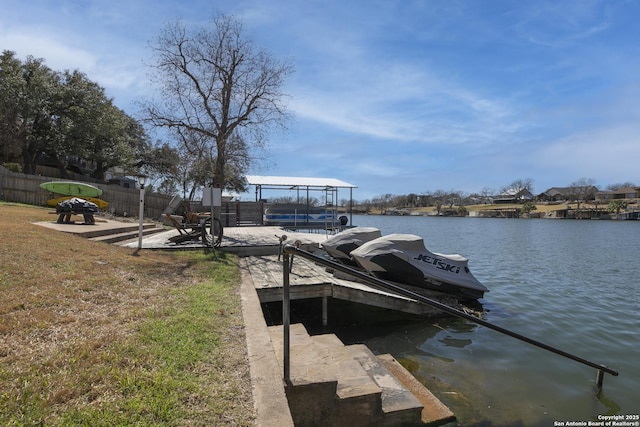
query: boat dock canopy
[
  {"left": 246, "top": 175, "right": 357, "bottom": 190},
  {"left": 246, "top": 175, "right": 357, "bottom": 226},
  {"left": 246, "top": 175, "right": 357, "bottom": 202}
]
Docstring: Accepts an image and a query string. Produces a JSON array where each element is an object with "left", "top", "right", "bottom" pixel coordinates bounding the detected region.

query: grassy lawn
[{"left": 0, "top": 203, "right": 254, "bottom": 426}]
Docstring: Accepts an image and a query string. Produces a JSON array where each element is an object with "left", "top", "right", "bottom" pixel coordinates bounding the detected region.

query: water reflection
[
  {"left": 439, "top": 335, "right": 473, "bottom": 348},
  {"left": 596, "top": 391, "right": 622, "bottom": 416}
]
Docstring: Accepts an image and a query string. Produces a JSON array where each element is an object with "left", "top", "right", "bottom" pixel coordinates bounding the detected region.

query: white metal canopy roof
[{"left": 245, "top": 175, "right": 357, "bottom": 189}]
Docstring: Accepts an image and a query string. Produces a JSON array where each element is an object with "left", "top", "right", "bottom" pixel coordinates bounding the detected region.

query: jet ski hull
[
  {"left": 321, "top": 227, "right": 382, "bottom": 266},
  {"left": 350, "top": 234, "right": 488, "bottom": 299}
]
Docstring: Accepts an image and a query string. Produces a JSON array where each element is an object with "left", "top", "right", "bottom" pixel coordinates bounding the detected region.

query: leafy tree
[
  {"left": 607, "top": 200, "right": 627, "bottom": 214},
  {"left": 144, "top": 13, "right": 293, "bottom": 196},
  {"left": 0, "top": 51, "right": 25, "bottom": 163},
  {"left": 0, "top": 51, "right": 149, "bottom": 178},
  {"left": 2, "top": 162, "right": 21, "bottom": 172},
  {"left": 52, "top": 70, "right": 107, "bottom": 175},
  {"left": 138, "top": 141, "right": 180, "bottom": 193},
  {"left": 0, "top": 52, "right": 60, "bottom": 174},
  {"left": 434, "top": 200, "right": 443, "bottom": 215},
  {"left": 521, "top": 201, "right": 537, "bottom": 215},
  {"left": 85, "top": 104, "right": 148, "bottom": 180}
]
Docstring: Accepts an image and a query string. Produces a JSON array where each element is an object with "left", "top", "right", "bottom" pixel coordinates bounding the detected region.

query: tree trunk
[{"left": 21, "top": 148, "right": 37, "bottom": 175}]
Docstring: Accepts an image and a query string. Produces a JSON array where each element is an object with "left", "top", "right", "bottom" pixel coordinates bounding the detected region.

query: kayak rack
[{"left": 280, "top": 245, "right": 619, "bottom": 391}]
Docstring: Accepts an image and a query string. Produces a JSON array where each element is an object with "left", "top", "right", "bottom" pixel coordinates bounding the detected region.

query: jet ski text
[{"left": 413, "top": 254, "right": 461, "bottom": 274}]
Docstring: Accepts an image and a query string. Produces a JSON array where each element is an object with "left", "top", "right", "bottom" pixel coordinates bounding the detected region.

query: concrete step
[
  {"left": 269, "top": 323, "right": 337, "bottom": 384},
  {"left": 71, "top": 223, "right": 154, "bottom": 239},
  {"left": 378, "top": 354, "right": 456, "bottom": 426},
  {"left": 346, "top": 344, "right": 424, "bottom": 426},
  {"left": 268, "top": 323, "right": 437, "bottom": 426},
  {"left": 269, "top": 324, "right": 341, "bottom": 426},
  {"left": 89, "top": 225, "right": 165, "bottom": 244}
]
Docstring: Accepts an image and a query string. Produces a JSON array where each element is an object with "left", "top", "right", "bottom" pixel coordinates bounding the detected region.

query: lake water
[{"left": 345, "top": 215, "right": 639, "bottom": 426}]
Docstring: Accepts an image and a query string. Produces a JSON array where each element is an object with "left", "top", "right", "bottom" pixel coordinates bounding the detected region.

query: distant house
[
  {"left": 493, "top": 188, "right": 534, "bottom": 204},
  {"left": 537, "top": 186, "right": 599, "bottom": 202},
  {"left": 107, "top": 177, "right": 139, "bottom": 189},
  {"left": 537, "top": 187, "right": 572, "bottom": 202},
  {"left": 596, "top": 187, "right": 640, "bottom": 201}
]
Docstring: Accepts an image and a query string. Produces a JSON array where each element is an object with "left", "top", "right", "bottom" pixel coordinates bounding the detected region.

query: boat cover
[
  {"left": 56, "top": 197, "right": 99, "bottom": 213},
  {"left": 321, "top": 227, "right": 382, "bottom": 264},
  {"left": 350, "top": 234, "right": 488, "bottom": 299}
]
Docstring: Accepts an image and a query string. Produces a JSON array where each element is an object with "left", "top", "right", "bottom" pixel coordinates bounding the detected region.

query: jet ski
[
  {"left": 350, "top": 234, "right": 488, "bottom": 299},
  {"left": 320, "top": 227, "right": 382, "bottom": 266}
]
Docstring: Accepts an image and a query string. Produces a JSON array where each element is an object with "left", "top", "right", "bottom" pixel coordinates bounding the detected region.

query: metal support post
[
  {"left": 322, "top": 296, "right": 328, "bottom": 326},
  {"left": 596, "top": 369, "right": 605, "bottom": 390},
  {"left": 137, "top": 184, "right": 145, "bottom": 250},
  {"left": 283, "top": 252, "right": 291, "bottom": 385}
]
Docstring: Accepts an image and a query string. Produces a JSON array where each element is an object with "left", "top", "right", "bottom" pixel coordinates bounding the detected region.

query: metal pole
[
  {"left": 322, "top": 296, "right": 328, "bottom": 326},
  {"left": 210, "top": 186, "right": 214, "bottom": 237},
  {"left": 349, "top": 187, "right": 353, "bottom": 227},
  {"left": 137, "top": 185, "right": 145, "bottom": 250},
  {"left": 283, "top": 252, "right": 291, "bottom": 385},
  {"left": 596, "top": 369, "right": 605, "bottom": 391}
]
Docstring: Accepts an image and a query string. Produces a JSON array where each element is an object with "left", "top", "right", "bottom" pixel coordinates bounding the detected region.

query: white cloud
[{"left": 0, "top": 28, "right": 97, "bottom": 71}]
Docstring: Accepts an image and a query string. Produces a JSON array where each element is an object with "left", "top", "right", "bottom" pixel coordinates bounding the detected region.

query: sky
[{"left": 2, "top": 0, "right": 640, "bottom": 201}]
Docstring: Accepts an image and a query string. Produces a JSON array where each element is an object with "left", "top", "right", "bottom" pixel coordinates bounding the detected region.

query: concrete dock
[{"left": 35, "top": 219, "right": 457, "bottom": 426}]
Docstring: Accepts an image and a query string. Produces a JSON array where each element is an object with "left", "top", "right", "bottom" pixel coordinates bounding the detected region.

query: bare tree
[
  {"left": 144, "top": 13, "right": 293, "bottom": 193},
  {"left": 501, "top": 178, "right": 534, "bottom": 194},
  {"left": 446, "top": 190, "right": 461, "bottom": 209},
  {"left": 606, "top": 182, "right": 636, "bottom": 191},
  {"left": 480, "top": 186, "right": 494, "bottom": 204},
  {"left": 568, "top": 177, "right": 598, "bottom": 211}
]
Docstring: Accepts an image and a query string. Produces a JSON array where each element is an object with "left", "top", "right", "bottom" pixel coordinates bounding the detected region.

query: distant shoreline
[{"left": 349, "top": 202, "right": 639, "bottom": 220}]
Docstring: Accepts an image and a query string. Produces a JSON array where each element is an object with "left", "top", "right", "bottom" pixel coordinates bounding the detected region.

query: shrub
[{"left": 2, "top": 163, "right": 22, "bottom": 173}]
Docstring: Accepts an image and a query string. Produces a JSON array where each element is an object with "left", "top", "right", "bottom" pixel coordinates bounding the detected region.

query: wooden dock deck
[
  {"left": 243, "top": 252, "right": 468, "bottom": 318},
  {"left": 121, "top": 225, "right": 333, "bottom": 254}
]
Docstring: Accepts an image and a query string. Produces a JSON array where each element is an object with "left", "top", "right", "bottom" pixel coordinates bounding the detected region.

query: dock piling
[
  {"left": 596, "top": 369, "right": 605, "bottom": 390},
  {"left": 283, "top": 252, "right": 291, "bottom": 385}
]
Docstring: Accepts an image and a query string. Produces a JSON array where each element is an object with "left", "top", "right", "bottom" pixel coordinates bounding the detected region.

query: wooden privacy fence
[
  {"left": 0, "top": 166, "right": 265, "bottom": 224},
  {"left": 188, "top": 200, "right": 265, "bottom": 226},
  {"left": 0, "top": 165, "right": 172, "bottom": 219}
]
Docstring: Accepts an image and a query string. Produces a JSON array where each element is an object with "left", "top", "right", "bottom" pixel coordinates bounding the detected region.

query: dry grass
[{"left": 0, "top": 203, "right": 254, "bottom": 426}]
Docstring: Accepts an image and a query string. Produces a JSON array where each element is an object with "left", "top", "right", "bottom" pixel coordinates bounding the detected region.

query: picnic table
[
  {"left": 53, "top": 197, "right": 98, "bottom": 225},
  {"left": 52, "top": 211, "right": 96, "bottom": 225}
]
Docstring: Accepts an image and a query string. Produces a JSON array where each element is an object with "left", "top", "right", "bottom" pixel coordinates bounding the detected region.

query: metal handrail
[{"left": 281, "top": 245, "right": 618, "bottom": 390}]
